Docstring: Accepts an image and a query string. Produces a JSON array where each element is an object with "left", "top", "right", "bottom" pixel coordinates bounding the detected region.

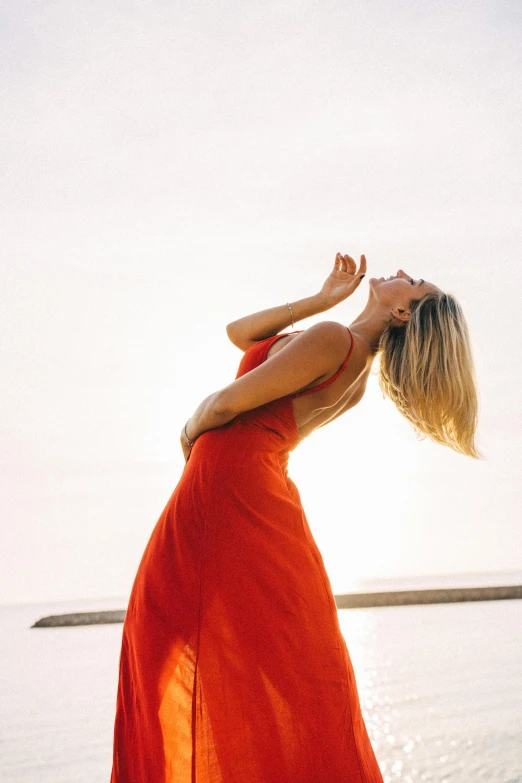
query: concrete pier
[
  {"left": 334, "top": 584, "right": 522, "bottom": 609},
  {"left": 32, "top": 610, "right": 126, "bottom": 628},
  {"left": 31, "top": 584, "right": 522, "bottom": 627}
]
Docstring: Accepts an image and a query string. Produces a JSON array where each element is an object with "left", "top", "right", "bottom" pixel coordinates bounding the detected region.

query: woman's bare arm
[
  {"left": 226, "top": 293, "right": 331, "bottom": 350},
  {"left": 181, "top": 321, "right": 351, "bottom": 456},
  {"left": 226, "top": 252, "right": 367, "bottom": 351}
]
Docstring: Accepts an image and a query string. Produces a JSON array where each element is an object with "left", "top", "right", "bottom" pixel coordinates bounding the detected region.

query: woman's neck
[{"left": 349, "top": 301, "right": 390, "bottom": 354}]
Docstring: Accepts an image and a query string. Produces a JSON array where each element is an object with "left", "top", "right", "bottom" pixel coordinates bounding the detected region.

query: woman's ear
[{"left": 389, "top": 306, "right": 411, "bottom": 323}]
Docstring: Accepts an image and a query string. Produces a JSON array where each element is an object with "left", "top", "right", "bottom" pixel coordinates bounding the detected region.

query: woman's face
[{"left": 369, "top": 269, "right": 441, "bottom": 308}]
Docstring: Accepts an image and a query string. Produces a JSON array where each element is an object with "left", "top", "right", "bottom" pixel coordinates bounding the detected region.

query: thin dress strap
[{"left": 291, "top": 326, "right": 354, "bottom": 398}]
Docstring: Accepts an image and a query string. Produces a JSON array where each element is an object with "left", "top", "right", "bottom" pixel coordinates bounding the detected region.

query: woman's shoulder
[
  {"left": 297, "top": 321, "right": 353, "bottom": 358},
  {"left": 266, "top": 321, "right": 351, "bottom": 360},
  {"left": 279, "top": 320, "right": 351, "bottom": 345},
  {"left": 306, "top": 320, "right": 352, "bottom": 341}
]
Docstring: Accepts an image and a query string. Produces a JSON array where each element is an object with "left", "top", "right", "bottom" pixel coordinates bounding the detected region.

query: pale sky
[{"left": 1, "top": 0, "right": 521, "bottom": 605}]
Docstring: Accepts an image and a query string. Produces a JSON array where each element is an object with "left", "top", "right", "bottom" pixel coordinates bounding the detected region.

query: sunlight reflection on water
[
  {"left": 0, "top": 599, "right": 521, "bottom": 782},
  {"left": 338, "top": 600, "right": 522, "bottom": 782}
]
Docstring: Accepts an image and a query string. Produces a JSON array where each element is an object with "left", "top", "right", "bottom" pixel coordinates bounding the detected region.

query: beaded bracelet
[
  {"left": 287, "top": 302, "right": 295, "bottom": 328},
  {"left": 184, "top": 421, "right": 196, "bottom": 448}
]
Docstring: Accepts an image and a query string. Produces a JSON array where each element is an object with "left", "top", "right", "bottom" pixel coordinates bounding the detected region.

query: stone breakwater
[
  {"left": 334, "top": 584, "right": 522, "bottom": 609},
  {"left": 32, "top": 610, "right": 126, "bottom": 628},
  {"left": 31, "top": 585, "right": 522, "bottom": 627}
]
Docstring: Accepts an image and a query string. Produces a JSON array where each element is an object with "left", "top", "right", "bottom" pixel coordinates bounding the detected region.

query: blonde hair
[{"left": 378, "top": 292, "right": 482, "bottom": 458}]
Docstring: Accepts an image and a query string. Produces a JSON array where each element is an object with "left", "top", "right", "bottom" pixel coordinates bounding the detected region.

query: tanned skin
[{"left": 181, "top": 252, "right": 439, "bottom": 461}]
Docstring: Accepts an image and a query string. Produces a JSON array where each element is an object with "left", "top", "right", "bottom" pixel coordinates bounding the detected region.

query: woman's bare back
[{"left": 265, "top": 331, "right": 372, "bottom": 437}]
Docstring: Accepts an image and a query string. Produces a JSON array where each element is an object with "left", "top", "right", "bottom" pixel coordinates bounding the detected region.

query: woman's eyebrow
[{"left": 419, "top": 279, "right": 424, "bottom": 285}]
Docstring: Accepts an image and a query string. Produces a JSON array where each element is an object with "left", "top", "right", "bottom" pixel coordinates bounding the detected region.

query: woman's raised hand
[{"left": 319, "top": 252, "right": 367, "bottom": 307}]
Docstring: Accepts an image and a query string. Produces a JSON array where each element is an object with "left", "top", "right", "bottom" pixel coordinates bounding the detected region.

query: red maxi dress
[{"left": 110, "top": 328, "right": 384, "bottom": 783}]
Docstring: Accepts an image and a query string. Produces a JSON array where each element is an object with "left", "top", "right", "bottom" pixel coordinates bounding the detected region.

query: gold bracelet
[
  {"left": 184, "top": 421, "right": 196, "bottom": 448},
  {"left": 287, "top": 302, "right": 295, "bottom": 328}
]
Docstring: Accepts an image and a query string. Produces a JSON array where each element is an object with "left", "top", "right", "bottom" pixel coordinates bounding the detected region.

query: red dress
[{"left": 110, "top": 328, "right": 384, "bottom": 783}]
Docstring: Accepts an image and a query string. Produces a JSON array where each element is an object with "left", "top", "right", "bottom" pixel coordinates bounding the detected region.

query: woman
[{"left": 111, "top": 252, "right": 480, "bottom": 783}]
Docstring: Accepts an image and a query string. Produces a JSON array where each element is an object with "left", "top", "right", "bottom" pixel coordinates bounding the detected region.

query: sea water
[{"left": 1, "top": 573, "right": 521, "bottom": 782}]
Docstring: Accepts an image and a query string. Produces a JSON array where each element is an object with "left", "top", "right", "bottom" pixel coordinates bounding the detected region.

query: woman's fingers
[
  {"left": 343, "top": 254, "right": 356, "bottom": 275},
  {"left": 336, "top": 252, "right": 347, "bottom": 272},
  {"left": 334, "top": 251, "right": 367, "bottom": 279}
]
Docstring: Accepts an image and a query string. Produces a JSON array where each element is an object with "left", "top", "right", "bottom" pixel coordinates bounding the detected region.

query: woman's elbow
[
  {"left": 226, "top": 323, "right": 254, "bottom": 352},
  {"left": 225, "top": 322, "right": 241, "bottom": 347},
  {"left": 209, "top": 390, "right": 238, "bottom": 419}
]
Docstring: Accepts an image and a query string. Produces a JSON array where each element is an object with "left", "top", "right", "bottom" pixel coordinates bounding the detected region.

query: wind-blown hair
[{"left": 378, "top": 292, "right": 481, "bottom": 458}]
